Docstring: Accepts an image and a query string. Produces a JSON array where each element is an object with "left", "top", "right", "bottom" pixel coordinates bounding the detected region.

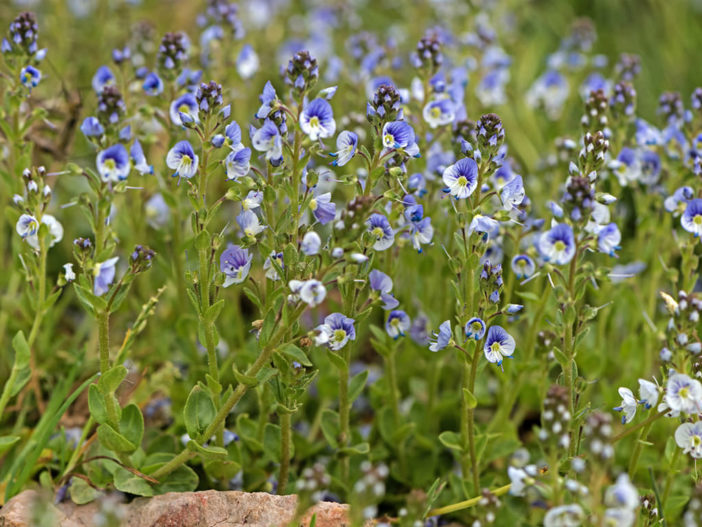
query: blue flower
[
  {"left": 167, "top": 140, "right": 199, "bottom": 180},
  {"left": 220, "top": 244, "right": 253, "bottom": 287},
  {"left": 237, "top": 209, "right": 265, "bottom": 239},
  {"left": 484, "top": 325, "right": 515, "bottom": 367},
  {"left": 301, "top": 231, "right": 322, "bottom": 256},
  {"left": 511, "top": 255, "right": 536, "bottom": 279},
  {"left": 224, "top": 121, "right": 244, "bottom": 150},
  {"left": 20, "top": 65, "right": 41, "bottom": 89},
  {"left": 251, "top": 119, "right": 283, "bottom": 165},
  {"left": 330, "top": 131, "right": 358, "bottom": 166},
  {"left": 500, "top": 175, "right": 525, "bottom": 210},
  {"left": 682, "top": 199, "right": 702, "bottom": 237},
  {"left": 385, "top": 310, "right": 411, "bottom": 339},
  {"left": 224, "top": 148, "right": 251, "bottom": 181},
  {"left": 315, "top": 313, "right": 356, "bottom": 350},
  {"left": 309, "top": 192, "right": 336, "bottom": 225},
  {"left": 256, "top": 81, "right": 278, "bottom": 119},
  {"left": 96, "top": 144, "right": 130, "bottom": 182},
  {"left": 369, "top": 269, "right": 399, "bottom": 310},
  {"left": 143, "top": 72, "right": 164, "bottom": 96},
  {"left": 300, "top": 98, "right": 336, "bottom": 140},
  {"left": 92, "top": 65, "right": 115, "bottom": 93},
  {"left": 169, "top": 93, "right": 199, "bottom": 127},
  {"left": 16, "top": 214, "right": 38, "bottom": 238},
  {"left": 538, "top": 223, "right": 576, "bottom": 265},
  {"left": 665, "top": 186, "right": 694, "bottom": 215},
  {"left": 429, "top": 321, "right": 452, "bottom": 352},
  {"left": 94, "top": 257, "right": 119, "bottom": 296},
  {"left": 145, "top": 193, "right": 170, "bottom": 229},
  {"left": 409, "top": 217, "right": 434, "bottom": 253},
  {"left": 130, "top": 139, "right": 153, "bottom": 175},
  {"left": 237, "top": 44, "right": 259, "bottom": 79},
  {"left": 382, "top": 121, "right": 420, "bottom": 157},
  {"left": 422, "top": 98, "right": 455, "bottom": 128},
  {"left": 468, "top": 214, "right": 499, "bottom": 240},
  {"left": 465, "top": 317, "right": 486, "bottom": 340},
  {"left": 442, "top": 158, "right": 478, "bottom": 199},
  {"left": 80, "top": 116, "right": 104, "bottom": 138},
  {"left": 597, "top": 223, "right": 621, "bottom": 256},
  {"left": 366, "top": 213, "right": 395, "bottom": 251}
]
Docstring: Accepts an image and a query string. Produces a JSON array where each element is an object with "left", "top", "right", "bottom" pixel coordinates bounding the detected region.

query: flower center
[
  {"left": 104, "top": 158, "right": 116, "bottom": 171},
  {"left": 694, "top": 215, "right": 702, "bottom": 226},
  {"left": 383, "top": 133, "right": 394, "bottom": 146},
  {"left": 309, "top": 116, "right": 320, "bottom": 128},
  {"left": 333, "top": 329, "right": 347, "bottom": 342},
  {"left": 554, "top": 240, "right": 566, "bottom": 252},
  {"left": 694, "top": 436, "right": 702, "bottom": 447},
  {"left": 680, "top": 387, "right": 690, "bottom": 399},
  {"left": 471, "top": 322, "right": 482, "bottom": 332},
  {"left": 309, "top": 198, "right": 318, "bottom": 211},
  {"left": 372, "top": 226, "right": 385, "bottom": 238},
  {"left": 457, "top": 176, "right": 468, "bottom": 187},
  {"left": 178, "top": 104, "right": 190, "bottom": 114},
  {"left": 181, "top": 155, "right": 192, "bottom": 167},
  {"left": 490, "top": 342, "right": 501, "bottom": 353},
  {"left": 430, "top": 107, "right": 441, "bottom": 119}
]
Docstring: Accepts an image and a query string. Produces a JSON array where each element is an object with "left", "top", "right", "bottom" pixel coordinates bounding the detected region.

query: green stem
[
  {"left": 386, "top": 349, "right": 401, "bottom": 428},
  {"left": 278, "top": 411, "right": 291, "bottom": 495},
  {"left": 627, "top": 421, "right": 653, "bottom": 477},
  {"left": 338, "top": 347, "right": 351, "bottom": 481},
  {"left": 97, "top": 310, "right": 119, "bottom": 429},
  {"left": 466, "top": 342, "right": 481, "bottom": 494},
  {"left": 151, "top": 306, "right": 306, "bottom": 480},
  {"left": 662, "top": 447, "right": 682, "bottom": 509},
  {"left": 428, "top": 483, "right": 512, "bottom": 517}
]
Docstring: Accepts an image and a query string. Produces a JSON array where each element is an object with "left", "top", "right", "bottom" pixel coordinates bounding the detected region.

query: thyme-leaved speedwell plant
[{"left": 2, "top": 2, "right": 702, "bottom": 526}]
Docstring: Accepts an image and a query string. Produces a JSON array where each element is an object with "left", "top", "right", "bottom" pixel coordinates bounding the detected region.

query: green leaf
[
  {"left": 98, "top": 365, "right": 128, "bottom": 394},
  {"left": 69, "top": 477, "right": 99, "bottom": 504},
  {"left": 97, "top": 424, "right": 137, "bottom": 453},
  {"left": 120, "top": 404, "right": 144, "bottom": 449},
  {"left": 462, "top": 388, "right": 478, "bottom": 410},
  {"left": 232, "top": 366, "right": 259, "bottom": 387},
  {"left": 339, "top": 442, "right": 370, "bottom": 455},
  {"left": 113, "top": 467, "right": 154, "bottom": 496},
  {"left": 88, "top": 385, "right": 108, "bottom": 425},
  {"left": 204, "top": 299, "right": 225, "bottom": 323},
  {"left": 0, "top": 435, "right": 21, "bottom": 455},
  {"left": 183, "top": 385, "right": 216, "bottom": 440},
  {"left": 280, "top": 343, "right": 313, "bottom": 367},
  {"left": 327, "top": 350, "right": 346, "bottom": 370},
  {"left": 259, "top": 309, "right": 277, "bottom": 347},
  {"left": 186, "top": 440, "right": 228, "bottom": 459},
  {"left": 438, "top": 431, "right": 464, "bottom": 452},
  {"left": 154, "top": 465, "right": 199, "bottom": 494},
  {"left": 11, "top": 331, "right": 30, "bottom": 369},
  {"left": 349, "top": 370, "right": 368, "bottom": 403},
  {"left": 263, "top": 423, "right": 282, "bottom": 463},
  {"left": 320, "top": 409, "right": 340, "bottom": 448},
  {"left": 203, "top": 459, "right": 241, "bottom": 481}
]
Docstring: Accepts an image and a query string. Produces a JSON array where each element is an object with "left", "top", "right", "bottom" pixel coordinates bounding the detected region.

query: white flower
[
  {"left": 675, "top": 421, "right": 702, "bottom": 458},
  {"left": 604, "top": 473, "right": 639, "bottom": 510},
  {"left": 665, "top": 373, "right": 702, "bottom": 415},
  {"left": 63, "top": 263, "right": 76, "bottom": 282},
  {"left": 543, "top": 504, "right": 584, "bottom": 527},
  {"left": 507, "top": 465, "right": 537, "bottom": 496},
  {"left": 638, "top": 379, "right": 659, "bottom": 409},
  {"left": 24, "top": 215, "right": 64, "bottom": 250},
  {"left": 613, "top": 387, "right": 638, "bottom": 424}
]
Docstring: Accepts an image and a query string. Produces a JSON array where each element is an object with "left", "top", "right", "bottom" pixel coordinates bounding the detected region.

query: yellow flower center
[
  {"left": 430, "top": 107, "right": 441, "bottom": 119},
  {"left": 472, "top": 322, "right": 482, "bottom": 332},
  {"left": 372, "top": 226, "right": 384, "bottom": 238},
  {"left": 178, "top": 104, "right": 190, "bottom": 114},
  {"left": 457, "top": 176, "right": 468, "bottom": 187},
  {"left": 310, "top": 116, "right": 320, "bottom": 128},
  {"left": 490, "top": 342, "right": 501, "bottom": 353},
  {"left": 554, "top": 240, "right": 566, "bottom": 252},
  {"left": 333, "top": 329, "right": 347, "bottom": 342},
  {"left": 383, "top": 133, "right": 394, "bottom": 146},
  {"left": 694, "top": 215, "right": 702, "bottom": 226},
  {"left": 104, "top": 159, "right": 116, "bottom": 170},
  {"left": 680, "top": 387, "right": 690, "bottom": 399},
  {"left": 309, "top": 198, "right": 318, "bottom": 211}
]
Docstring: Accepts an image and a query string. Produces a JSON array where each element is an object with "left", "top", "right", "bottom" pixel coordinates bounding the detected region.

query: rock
[{"left": 0, "top": 489, "right": 352, "bottom": 527}]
